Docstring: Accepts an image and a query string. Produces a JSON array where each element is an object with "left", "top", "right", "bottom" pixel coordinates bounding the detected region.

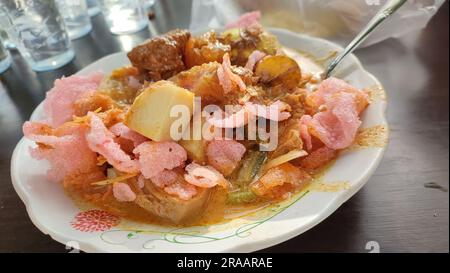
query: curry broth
[
  {"left": 65, "top": 162, "right": 334, "bottom": 228},
  {"left": 66, "top": 184, "right": 273, "bottom": 227}
]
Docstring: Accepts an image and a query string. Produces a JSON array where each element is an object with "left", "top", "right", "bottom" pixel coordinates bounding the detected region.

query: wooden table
[{"left": 0, "top": 1, "right": 448, "bottom": 253}]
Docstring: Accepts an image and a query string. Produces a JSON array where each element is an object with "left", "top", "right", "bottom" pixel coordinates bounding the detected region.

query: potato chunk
[{"left": 125, "top": 81, "right": 194, "bottom": 141}]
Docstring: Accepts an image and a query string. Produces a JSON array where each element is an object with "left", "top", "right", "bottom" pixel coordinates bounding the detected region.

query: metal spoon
[{"left": 323, "top": 0, "right": 407, "bottom": 79}]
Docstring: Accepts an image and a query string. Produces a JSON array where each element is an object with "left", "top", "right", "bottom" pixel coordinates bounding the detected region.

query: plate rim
[{"left": 11, "top": 28, "right": 388, "bottom": 253}]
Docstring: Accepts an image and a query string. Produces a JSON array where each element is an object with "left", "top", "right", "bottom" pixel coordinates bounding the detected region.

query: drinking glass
[
  {"left": 0, "top": 39, "right": 11, "bottom": 73},
  {"left": 56, "top": 0, "right": 92, "bottom": 40},
  {"left": 0, "top": 30, "right": 15, "bottom": 49},
  {"left": 0, "top": 0, "right": 75, "bottom": 72},
  {"left": 0, "top": 10, "right": 15, "bottom": 49},
  {"left": 87, "top": 0, "right": 101, "bottom": 16},
  {"left": 98, "top": 0, "right": 148, "bottom": 35},
  {"left": 141, "top": 0, "right": 155, "bottom": 10}
]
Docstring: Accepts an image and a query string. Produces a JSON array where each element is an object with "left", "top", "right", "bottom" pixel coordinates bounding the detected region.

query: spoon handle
[{"left": 324, "top": 0, "right": 407, "bottom": 78}]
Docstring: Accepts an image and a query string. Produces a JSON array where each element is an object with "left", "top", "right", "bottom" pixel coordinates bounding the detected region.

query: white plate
[{"left": 11, "top": 28, "right": 388, "bottom": 253}]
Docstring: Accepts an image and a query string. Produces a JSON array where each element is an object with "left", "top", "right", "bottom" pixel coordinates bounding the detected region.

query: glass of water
[
  {"left": 141, "top": 0, "right": 155, "bottom": 10},
  {"left": 56, "top": 0, "right": 92, "bottom": 40},
  {"left": 0, "top": 0, "right": 75, "bottom": 72},
  {"left": 0, "top": 13, "right": 16, "bottom": 50},
  {"left": 87, "top": 0, "right": 101, "bottom": 16},
  {"left": 99, "top": 0, "right": 148, "bottom": 35},
  {"left": 0, "top": 39, "right": 11, "bottom": 74}
]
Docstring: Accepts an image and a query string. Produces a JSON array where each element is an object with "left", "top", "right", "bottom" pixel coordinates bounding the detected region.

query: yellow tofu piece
[{"left": 125, "top": 81, "right": 194, "bottom": 141}]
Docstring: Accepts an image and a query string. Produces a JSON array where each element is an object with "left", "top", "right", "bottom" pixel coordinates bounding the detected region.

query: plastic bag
[{"left": 189, "top": 0, "right": 445, "bottom": 47}]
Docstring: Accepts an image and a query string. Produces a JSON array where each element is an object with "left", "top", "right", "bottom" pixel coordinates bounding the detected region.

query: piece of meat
[
  {"left": 226, "top": 11, "right": 261, "bottom": 29},
  {"left": 134, "top": 178, "right": 211, "bottom": 223},
  {"left": 85, "top": 112, "right": 139, "bottom": 173},
  {"left": 133, "top": 141, "right": 187, "bottom": 179},
  {"left": 217, "top": 53, "right": 246, "bottom": 93},
  {"left": 299, "top": 146, "right": 337, "bottom": 170},
  {"left": 23, "top": 121, "right": 98, "bottom": 182},
  {"left": 244, "top": 50, "right": 266, "bottom": 71},
  {"left": 113, "top": 182, "right": 136, "bottom": 202},
  {"left": 109, "top": 122, "right": 147, "bottom": 147},
  {"left": 251, "top": 162, "right": 310, "bottom": 199},
  {"left": 184, "top": 162, "right": 229, "bottom": 188},
  {"left": 127, "top": 29, "right": 190, "bottom": 81},
  {"left": 185, "top": 30, "right": 230, "bottom": 68},
  {"left": 206, "top": 140, "right": 246, "bottom": 176},
  {"left": 43, "top": 72, "right": 104, "bottom": 127}
]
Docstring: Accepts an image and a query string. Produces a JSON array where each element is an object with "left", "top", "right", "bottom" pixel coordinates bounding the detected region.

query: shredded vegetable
[
  {"left": 91, "top": 173, "right": 137, "bottom": 186},
  {"left": 227, "top": 189, "right": 259, "bottom": 205},
  {"left": 264, "top": 149, "right": 307, "bottom": 171},
  {"left": 227, "top": 151, "right": 267, "bottom": 204}
]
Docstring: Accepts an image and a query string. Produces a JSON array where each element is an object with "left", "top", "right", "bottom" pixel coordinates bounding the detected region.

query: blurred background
[{"left": 0, "top": 0, "right": 448, "bottom": 252}]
